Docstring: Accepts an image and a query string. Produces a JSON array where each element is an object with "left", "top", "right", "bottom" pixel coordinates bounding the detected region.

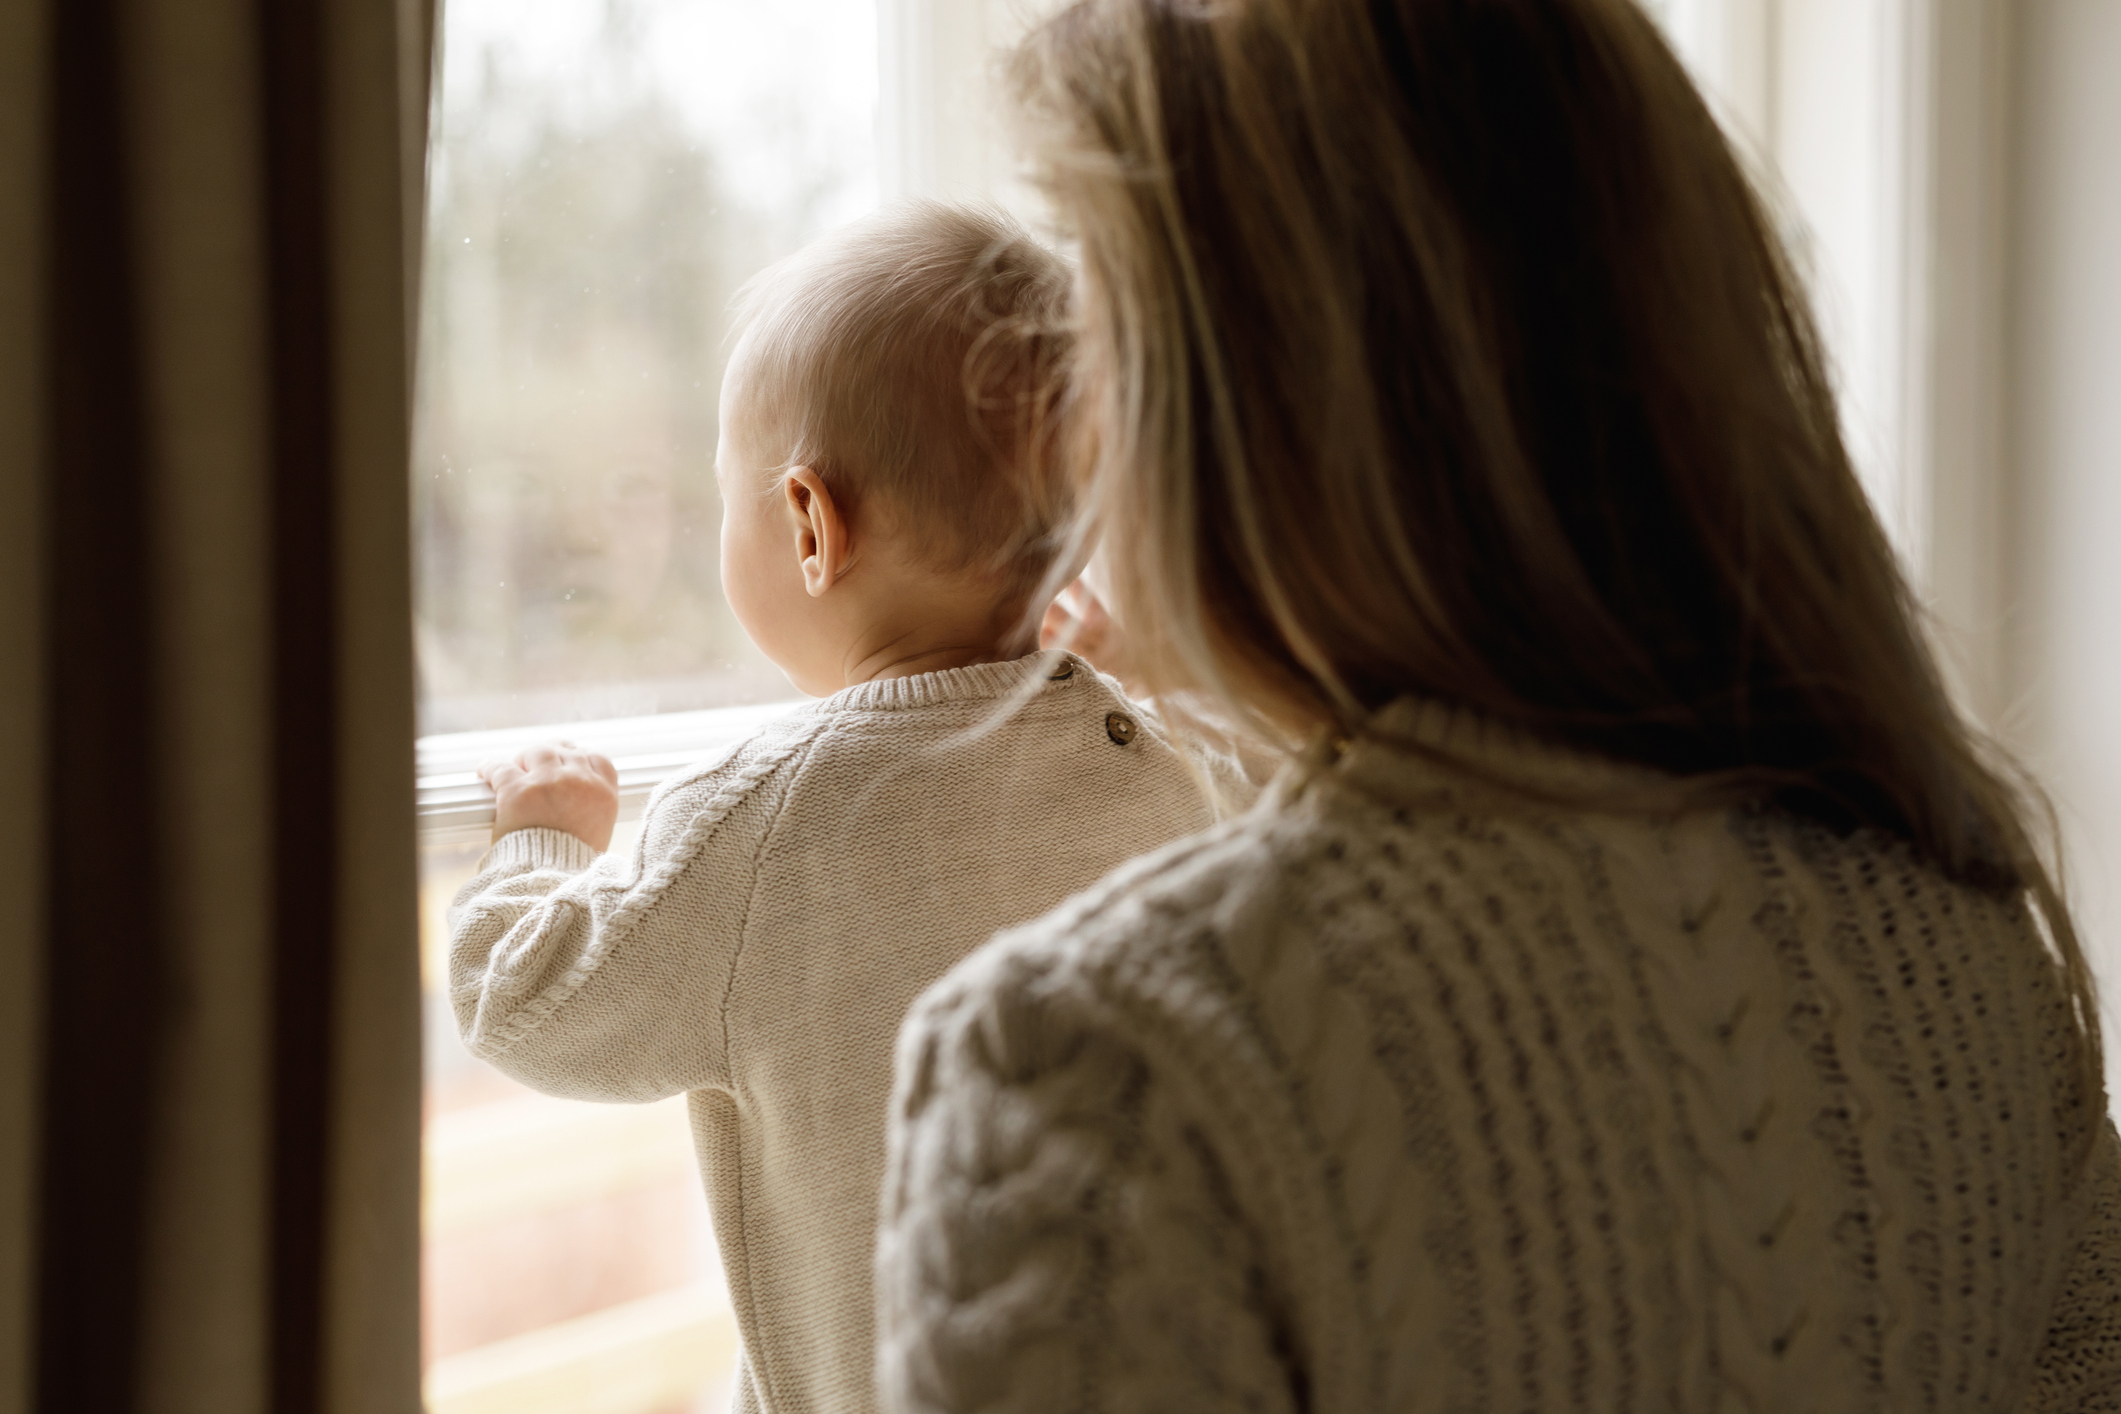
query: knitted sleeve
[
  {"left": 446, "top": 729, "right": 811, "bottom": 1102},
  {"left": 874, "top": 942, "right": 1301, "bottom": 1414},
  {"left": 2023, "top": 1122, "right": 2121, "bottom": 1411}
]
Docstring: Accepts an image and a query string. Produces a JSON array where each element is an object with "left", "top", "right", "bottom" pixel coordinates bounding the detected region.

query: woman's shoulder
[{"left": 899, "top": 762, "right": 2073, "bottom": 1112}]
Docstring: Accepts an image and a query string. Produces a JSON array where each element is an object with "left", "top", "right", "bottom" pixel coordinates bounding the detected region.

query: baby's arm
[{"left": 448, "top": 727, "right": 814, "bottom": 1103}]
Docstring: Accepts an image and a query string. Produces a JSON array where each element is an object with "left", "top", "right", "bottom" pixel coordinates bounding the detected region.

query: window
[
  {"left": 414, "top": 0, "right": 881, "bottom": 736},
  {"left": 414, "top": 3, "right": 1052, "bottom": 1407},
  {"left": 414, "top": 3, "right": 878, "bottom": 1409}
]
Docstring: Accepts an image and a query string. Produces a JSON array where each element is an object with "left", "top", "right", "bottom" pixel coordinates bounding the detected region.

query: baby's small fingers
[
  {"left": 553, "top": 743, "right": 611, "bottom": 780},
  {"left": 479, "top": 760, "right": 524, "bottom": 792},
  {"left": 1039, "top": 601, "right": 1076, "bottom": 648},
  {"left": 519, "top": 742, "right": 568, "bottom": 772},
  {"left": 587, "top": 753, "right": 619, "bottom": 788}
]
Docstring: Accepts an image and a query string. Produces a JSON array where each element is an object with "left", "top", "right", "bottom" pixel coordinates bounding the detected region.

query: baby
[{"left": 449, "top": 203, "right": 1234, "bottom": 1414}]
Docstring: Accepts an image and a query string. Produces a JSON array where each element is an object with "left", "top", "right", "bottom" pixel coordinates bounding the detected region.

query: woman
[{"left": 873, "top": 0, "right": 2121, "bottom": 1408}]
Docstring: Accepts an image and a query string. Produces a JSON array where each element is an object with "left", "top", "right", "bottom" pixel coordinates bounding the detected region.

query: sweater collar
[
  {"left": 1329, "top": 694, "right": 1674, "bottom": 808},
  {"left": 813, "top": 650, "right": 1081, "bottom": 714}
]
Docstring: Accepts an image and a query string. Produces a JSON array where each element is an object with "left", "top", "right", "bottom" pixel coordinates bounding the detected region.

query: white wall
[
  {"left": 1924, "top": 0, "right": 2014, "bottom": 724},
  {"left": 2003, "top": 0, "right": 2121, "bottom": 1065}
]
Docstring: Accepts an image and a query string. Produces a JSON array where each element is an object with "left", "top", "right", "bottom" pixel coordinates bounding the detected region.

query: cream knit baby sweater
[
  {"left": 877, "top": 697, "right": 2121, "bottom": 1413},
  {"left": 449, "top": 654, "right": 1232, "bottom": 1414}
]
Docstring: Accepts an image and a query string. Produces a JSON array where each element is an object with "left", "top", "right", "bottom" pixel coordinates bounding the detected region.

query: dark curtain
[{"left": 1, "top": 0, "right": 434, "bottom": 1409}]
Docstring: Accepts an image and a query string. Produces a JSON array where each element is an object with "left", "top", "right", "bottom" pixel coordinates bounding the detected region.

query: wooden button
[
  {"left": 1105, "top": 712, "right": 1136, "bottom": 745},
  {"left": 1048, "top": 660, "right": 1074, "bottom": 680}
]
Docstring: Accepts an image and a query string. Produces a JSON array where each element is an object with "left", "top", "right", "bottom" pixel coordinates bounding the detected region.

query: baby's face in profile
[
  {"left": 713, "top": 346, "right": 1035, "bottom": 696},
  {"left": 715, "top": 351, "right": 828, "bottom": 691}
]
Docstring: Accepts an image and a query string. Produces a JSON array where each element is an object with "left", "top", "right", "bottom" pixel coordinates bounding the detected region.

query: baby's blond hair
[{"left": 729, "top": 201, "right": 1072, "bottom": 598}]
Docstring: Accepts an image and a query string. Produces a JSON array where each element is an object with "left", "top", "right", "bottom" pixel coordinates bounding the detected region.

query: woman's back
[{"left": 878, "top": 701, "right": 2121, "bottom": 1411}]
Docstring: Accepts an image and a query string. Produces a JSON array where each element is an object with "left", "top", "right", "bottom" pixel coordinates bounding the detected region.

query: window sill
[{"left": 415, "top": 701, "right": 803, "bottom": 847}]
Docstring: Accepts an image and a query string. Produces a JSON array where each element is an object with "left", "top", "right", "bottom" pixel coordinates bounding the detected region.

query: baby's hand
[
  {"left": 479, "top": 743, "right": 620, "bottom": 852},
  {"left": 1041, "top": 579, "right": 1143, "bottom": 694}
]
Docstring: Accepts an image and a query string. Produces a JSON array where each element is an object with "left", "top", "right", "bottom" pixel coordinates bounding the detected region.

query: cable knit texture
[
  {"left": 450, "top": 653, "right": 1238, "bottom": 1414},
  {"left": 877, "top": 696, "right": 2121, "bottom": 1413}
]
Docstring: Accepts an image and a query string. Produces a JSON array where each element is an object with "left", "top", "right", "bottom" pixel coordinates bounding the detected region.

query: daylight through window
[{"left": 414, "top": 4, "right": 877, "bottom": 1410}]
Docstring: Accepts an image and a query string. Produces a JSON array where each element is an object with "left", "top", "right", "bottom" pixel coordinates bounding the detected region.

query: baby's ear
[{"left": 785, "top": 465, "right": 846, "bottom": 597}]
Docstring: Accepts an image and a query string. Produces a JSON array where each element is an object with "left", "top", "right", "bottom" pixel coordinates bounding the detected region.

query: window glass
[
  {"left": 415, "top": 0, "right": 877, "bottom": 735},
  {"left": 416, "top": 4, "right": 875, "bottom": 1410}
]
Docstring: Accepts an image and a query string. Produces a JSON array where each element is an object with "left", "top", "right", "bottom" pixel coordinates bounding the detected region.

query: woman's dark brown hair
[{"left": 1014, "top": 0, "right": 2103, "bottom": 1112}]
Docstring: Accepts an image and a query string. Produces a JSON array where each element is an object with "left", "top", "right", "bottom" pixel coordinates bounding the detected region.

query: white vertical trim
[
  {"left": 878, "top": 0, "right": 991, "bottom": 204},
  {"left": 1770, "top": 1, "right": 1917, "bottom": 569},
  {"left": 1652, "top": 0, "right": 1776, "bottom": 152},
  {"left": 876, "top": 0, "right": 934, "bottom": 204},
  {"left": 874, "top": 0, "right": 1062, "bottom": 225},
  {"left": 1654, "top": 0, "right": 1950, "bottom": 590},
  {"left": 1918, "top": 0, "right": 2014, "bottom": 723},
  {"left": 1894, "top": 0, "right": 1938, "bottom": 595}
]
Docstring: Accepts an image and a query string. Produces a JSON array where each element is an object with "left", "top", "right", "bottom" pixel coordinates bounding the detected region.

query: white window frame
[{"left": 415, "top": 701, "right": 802, "bottom": 847}]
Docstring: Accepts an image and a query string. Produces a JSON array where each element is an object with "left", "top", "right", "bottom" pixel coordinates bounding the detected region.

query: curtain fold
[
  {"left": 2, "top": 0, "right": 433, "bottom": 1410},
  {"left": 0, "top": 0, "right": 50, "bottom": 1409}
]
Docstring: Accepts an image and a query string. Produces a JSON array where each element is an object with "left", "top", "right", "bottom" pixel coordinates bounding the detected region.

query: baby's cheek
[
  {"left": 720, "top": 528, "right": 765, "bottom": 634},
  {"left": 716, "top": 512, "right": 743, "bottom": 608},
  {"left": 720, "top": 512, "right": 803, "bottom": 671}
]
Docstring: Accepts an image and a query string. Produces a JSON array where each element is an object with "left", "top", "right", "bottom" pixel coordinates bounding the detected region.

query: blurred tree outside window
[{"left": 415, "top": 0, "right": 876, "bottom": 735}]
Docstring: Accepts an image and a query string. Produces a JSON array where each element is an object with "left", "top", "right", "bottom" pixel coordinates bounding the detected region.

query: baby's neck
[
  {"left": 834, "top": 575, "right": 1035, "bottom": 687},
  {"left": 856, "top": 640, "right": 1022, "bottom": 686},
  {"left": 844, "top": 626, "right": 1033, "bottom": 685}
]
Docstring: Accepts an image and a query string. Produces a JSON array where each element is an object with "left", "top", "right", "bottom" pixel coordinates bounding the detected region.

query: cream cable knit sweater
[
  {"left": 877, "top": 697, "right": 2121, "bottom": 1413},
  {"left": 449, "top": 653, "right": 1234, "bottom": 1414}
]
